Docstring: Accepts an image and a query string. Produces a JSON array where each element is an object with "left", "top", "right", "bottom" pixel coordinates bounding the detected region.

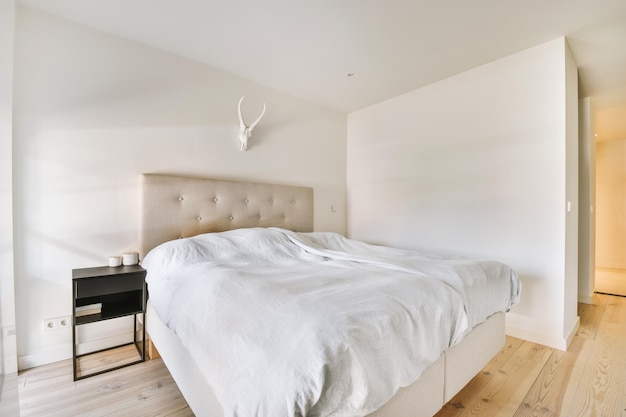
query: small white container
[
  {"left": 108, "top": 256, "right": 122, "bottom": 267},
  {"left": 122, "top": 252, "right": 139, "bottom": 266}
]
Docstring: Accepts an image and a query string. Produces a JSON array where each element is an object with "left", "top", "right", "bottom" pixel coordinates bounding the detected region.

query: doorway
[{"left": 594, "top": 112, "right": 626, "bottom": 297}]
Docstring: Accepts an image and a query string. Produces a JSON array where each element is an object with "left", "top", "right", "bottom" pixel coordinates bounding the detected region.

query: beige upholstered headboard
[{"left": 139, "top": 174, "right": 314, "bottom": 258}]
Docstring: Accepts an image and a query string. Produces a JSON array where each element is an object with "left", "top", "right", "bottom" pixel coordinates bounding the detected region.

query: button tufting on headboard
[{"left": 139, "top": 174, "right": 314, "bottom": 258}]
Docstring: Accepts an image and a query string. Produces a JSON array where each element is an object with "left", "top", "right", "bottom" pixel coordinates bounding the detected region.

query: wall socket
[
  {"left": 2, "top": 326, "right": 16, "bottom": 337},
  {"left": 43, "top": 316, "right": 72, "bottom": 333}
]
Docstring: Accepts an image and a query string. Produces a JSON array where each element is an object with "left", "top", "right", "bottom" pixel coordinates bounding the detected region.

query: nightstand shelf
[{"left": 72, "top": 265, "right": 147, "bottom": 381}]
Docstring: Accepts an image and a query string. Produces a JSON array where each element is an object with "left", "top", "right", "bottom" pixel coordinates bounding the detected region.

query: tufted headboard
[{"left": 139, "top": 174, "right": 314, "bottom": 258}]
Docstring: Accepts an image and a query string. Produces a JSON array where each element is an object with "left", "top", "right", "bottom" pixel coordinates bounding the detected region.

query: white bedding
[{"left": 143, "top": 227, "right": 520, "bottom": 417}]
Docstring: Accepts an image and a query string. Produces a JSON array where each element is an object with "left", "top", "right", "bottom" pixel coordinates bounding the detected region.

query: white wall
[
  {"left": 13, "top": 7, "right": 347, "bottom": 368},
  {"left": 578, "top": 97, "right": 596, "bottom": 303},
  {"left": 0, "top": 0, "right": 18, "bottom": 377},
  {"left": 595, "top": 105, "right": 626, "bottom": 271},
  {"left": 563, "top": 42, "right": 579, "bottom": 346},
  {"left": 596, "top": 136, "right": 626, "bottom": 270},
  {"left": 347, "top": 38, "right": 578, "bottom": 350}
]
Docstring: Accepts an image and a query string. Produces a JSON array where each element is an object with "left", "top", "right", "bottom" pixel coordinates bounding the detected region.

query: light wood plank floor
[
  {"left": 435, "top": 293, "right": 626, "bottom": 417},
  {"left": 596, "top": 267, "right": 626, "bottom": 297},
  {"left": 19, "top": 293, "right": 626, "bottom": 417},
  {"left": 18, "top": 351, "right": 193, "bottom": 417}
]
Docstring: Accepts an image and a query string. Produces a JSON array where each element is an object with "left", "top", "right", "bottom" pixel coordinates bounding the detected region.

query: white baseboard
[
  {"left": 18, "top": 332, "right": 135, "bottom": 371},
  {"left": 18, "top": 345, "right": 72, "bottom": 370},
  {"left": 506, "top": 324, "right": 570, "bottom": 351},
  {"left": 565, "top": 316, "right": 580, "bottom": 348}
]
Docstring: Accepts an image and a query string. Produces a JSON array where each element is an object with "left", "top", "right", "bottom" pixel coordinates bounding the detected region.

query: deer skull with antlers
[{"left": 237, "top": 96, "right": 266, "bottom": 151}]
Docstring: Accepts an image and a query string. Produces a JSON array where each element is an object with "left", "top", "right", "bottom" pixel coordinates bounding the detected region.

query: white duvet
[{"left": 143, "top": 227, "right": 520, "bottom": 417}]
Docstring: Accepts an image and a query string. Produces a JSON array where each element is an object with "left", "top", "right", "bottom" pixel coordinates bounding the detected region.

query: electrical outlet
[
  {"left": 2, "top": 326, "right": 16, "bottom": 337},
  {"left": 43, "top": 316, "right": 72, "bottom": 333}
]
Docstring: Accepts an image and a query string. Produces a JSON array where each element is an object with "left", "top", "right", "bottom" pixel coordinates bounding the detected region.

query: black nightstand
[{"left": 72, "top": 264, "right": 147, "bottom": 380}]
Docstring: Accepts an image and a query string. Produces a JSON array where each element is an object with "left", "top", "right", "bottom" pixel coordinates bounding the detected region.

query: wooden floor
[
  {"left": 18, "top": 349, "right": 193, "bottom": 417},
  {"left": 436, "top": 292, "right": 626, "bottom": 417},
  {"left": 18, "top": 293, "right": 626, "bottom": 417},
  {"left": 596, "top": 267, "right": 626, "bottom": 297}
]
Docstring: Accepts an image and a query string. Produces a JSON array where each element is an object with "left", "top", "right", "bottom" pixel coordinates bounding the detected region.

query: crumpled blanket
[{"left": 143, "top": 227, "right": 520, "bottom": 417}]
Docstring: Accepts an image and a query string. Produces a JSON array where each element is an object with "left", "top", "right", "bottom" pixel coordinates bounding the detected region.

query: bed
[{"left": 138, "top": 173, "right": 520, "bottom": 417}]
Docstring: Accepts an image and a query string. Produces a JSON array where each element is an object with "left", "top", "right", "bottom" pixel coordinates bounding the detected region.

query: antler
[
  {"left": 238, "top": 96, "right": 247, "bottom": 129},
  {"left": 237, "top": 96, "right": 266, "bottom": 151}
]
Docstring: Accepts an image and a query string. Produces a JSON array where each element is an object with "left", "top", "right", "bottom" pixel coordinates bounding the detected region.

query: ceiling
[{"left": 17, "top": 0, "right": 626, "bottom": 115}]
